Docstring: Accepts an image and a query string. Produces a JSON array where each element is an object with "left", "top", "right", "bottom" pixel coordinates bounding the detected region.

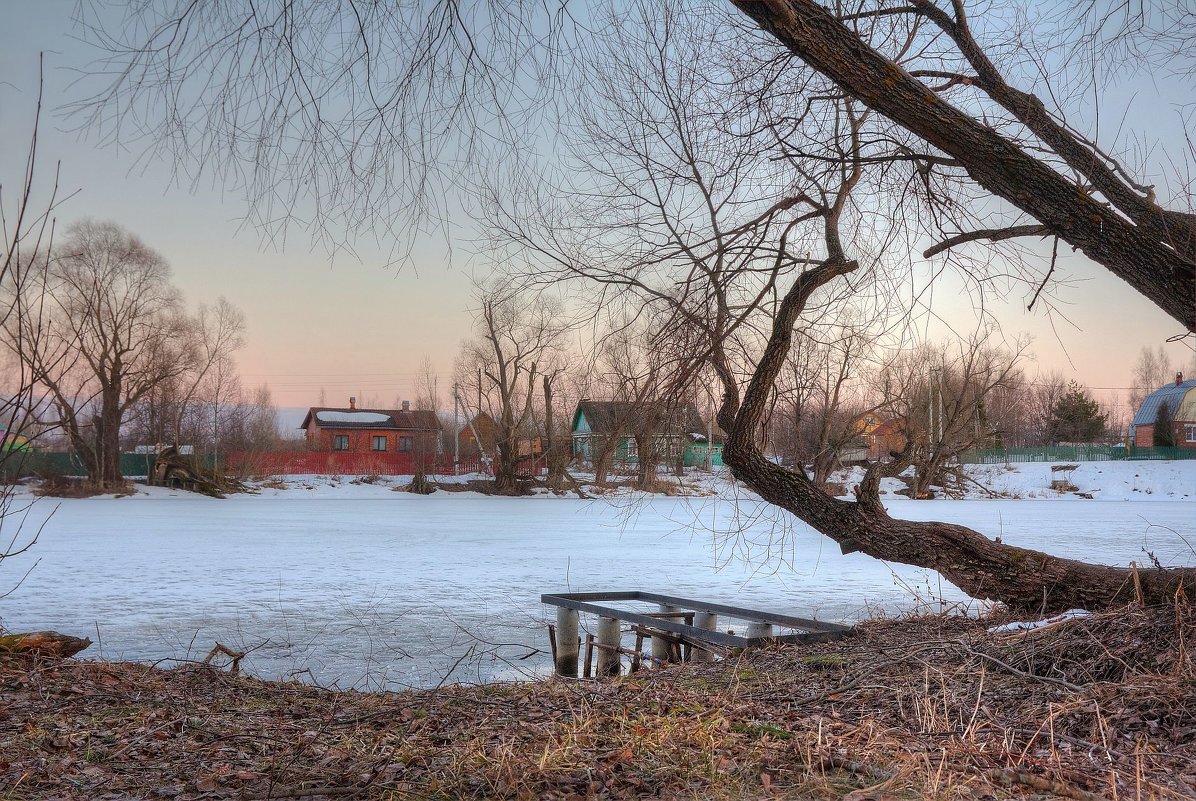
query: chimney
[
  {"left": 1179, "top": 372, "right": 1185, "bottom": 386},
  {"left": 402, "top": 400, "right": 411, "bottom": 412},
  {"left": 349, "top": 396, "right": 357, "bottom": 410}
]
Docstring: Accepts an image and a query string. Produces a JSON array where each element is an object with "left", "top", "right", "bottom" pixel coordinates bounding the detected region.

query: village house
[
  {"left": 1129, "top": 373, "right": 1196, "bottom": 448},
  {"left": 456, "top": 412, "right": 545, "bottom": 461},
  {"left": 854, "top": 414, "right": 907, "bottom": 461},
  {"left": 570, "top": 399, "right": 722, "bottom": 467},
  {"left": 300, "top": 398, "right": 442, "bottom": 455}
]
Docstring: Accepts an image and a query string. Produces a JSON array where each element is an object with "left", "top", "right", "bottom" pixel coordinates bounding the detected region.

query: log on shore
[{"left": 0, "top": 631, "right": 92, "bottom": 658}]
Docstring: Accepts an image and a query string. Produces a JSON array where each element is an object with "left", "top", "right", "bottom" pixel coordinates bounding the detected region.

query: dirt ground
[{"left": 3, "top": 604, "right": 1194, "bottom": 800}]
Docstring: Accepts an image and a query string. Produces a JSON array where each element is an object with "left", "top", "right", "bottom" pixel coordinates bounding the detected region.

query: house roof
[
  {"left": 573, "top": 400, "right": 707, "bottom": 436},
  {"left": 300, "top": 406, "right": 442, "bottom": 431},
  {"left": 869, "top": 418, "right": 907, "bottom": 438},
  {"left": 1130, "top": 381, "right": 1196, "bottom": 428}
]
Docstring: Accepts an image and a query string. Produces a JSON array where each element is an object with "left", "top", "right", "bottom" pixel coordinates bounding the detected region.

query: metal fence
[
  {"left": 0, "top": 451, "right": 169, "bottom": 479},
  {"left": 959, "top": 445, "right": 1196, "bottom": 464}
]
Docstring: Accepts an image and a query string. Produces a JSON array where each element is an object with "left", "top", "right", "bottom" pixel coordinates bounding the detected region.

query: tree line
[
  {"left": 43, "top": 0, "right": 1196, "bottom": 608},
  {"left": 2, "top": 220, "right": 281, "bottom": 488},
  {"left": 453, "top": 283, "right": 1128, "bottom": 496}
]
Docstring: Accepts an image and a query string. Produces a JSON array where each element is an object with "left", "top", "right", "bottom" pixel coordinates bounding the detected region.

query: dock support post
[
  {"left": 746, "top": 621, "right": 774, "bottom": 640},
  {"left": 596, "top": 616, "right": 622, "bottom": 677},
  {"left": 692, "top": 611, "right": 718, "bottom": 662},
  {"left": 555, "top": 607, "right": 579, "bottom": 677},
  {"left": 651, "top": 604, "right": 680, "bottom": 664}
]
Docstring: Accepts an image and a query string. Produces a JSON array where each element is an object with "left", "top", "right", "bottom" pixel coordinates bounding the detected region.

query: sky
[{"left": 1, "top": 1, "right": 1193, "bottom": 424}]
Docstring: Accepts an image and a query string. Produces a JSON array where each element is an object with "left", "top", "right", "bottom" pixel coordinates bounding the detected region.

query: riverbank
[{"left": 3, "top": 604, "right": 1193, "bottom": 799}]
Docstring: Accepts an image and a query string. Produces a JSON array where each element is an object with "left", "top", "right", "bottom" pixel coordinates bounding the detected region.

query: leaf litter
[{"left": 2, "top": 602, "right": 1195, "bottom": 800}]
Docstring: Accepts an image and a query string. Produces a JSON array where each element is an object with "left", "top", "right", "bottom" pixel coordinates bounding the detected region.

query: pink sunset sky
[{"left": 1, "top": 2, "right": 1192, "bottom": 422}]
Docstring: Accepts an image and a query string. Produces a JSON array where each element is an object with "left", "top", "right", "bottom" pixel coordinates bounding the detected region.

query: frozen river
[{"left": 2, "top": 487, "right": 1193, "bottom": 688}]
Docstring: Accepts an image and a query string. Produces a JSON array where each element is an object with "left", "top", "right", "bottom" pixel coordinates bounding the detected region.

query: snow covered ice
[{"left": 1, "top": 460, "right": 1192, "bottom": 689}]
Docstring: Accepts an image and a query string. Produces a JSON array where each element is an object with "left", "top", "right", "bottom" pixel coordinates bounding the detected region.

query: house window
[
  {"left": 372, "top": 435, "right": 387, "bottom": 452},
  {"left": 1186, "top": 424, "right": 1196, "bottom": 444},
  {"left": 399, "top": 436, "right": 413, "bottom": 452},
  {"left": 333, "top": 434, "right": 350, "bottom": 451}
]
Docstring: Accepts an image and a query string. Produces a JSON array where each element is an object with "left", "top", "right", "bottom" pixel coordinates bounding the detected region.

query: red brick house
[{"left": 301, "top": 398, "right": 442, "bottom": 455}]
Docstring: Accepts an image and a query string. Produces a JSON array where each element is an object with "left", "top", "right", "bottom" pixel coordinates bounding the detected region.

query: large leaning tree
[{"left": 74, "top": 0, "right": 1195, "bottom": 609}]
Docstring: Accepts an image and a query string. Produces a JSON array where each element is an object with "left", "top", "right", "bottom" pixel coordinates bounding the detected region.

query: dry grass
[
  {"left": 32, "top": 476, "right": 135, "bottom": 498},
  {"left": 3, "top": 604, "right": 1195, "bottom": 799}
]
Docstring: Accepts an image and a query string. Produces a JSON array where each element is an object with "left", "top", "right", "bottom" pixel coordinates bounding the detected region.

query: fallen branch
[
  {"left": 203, "top": 642, "right": 247, "bottom": 675},
  {"left": 963, "top": 644, "right": 1086, "bottom": 692}
]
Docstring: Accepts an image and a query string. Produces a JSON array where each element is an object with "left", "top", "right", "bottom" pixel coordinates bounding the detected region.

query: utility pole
[
  {"left": 928, "top": 367, "right": 939, "bottom": 456},
  {"left": 937, "top": 367, "right": 945, "bottom": 445},
  {"left": 453, "top": 382, "right": 461, "bottom": 475}
]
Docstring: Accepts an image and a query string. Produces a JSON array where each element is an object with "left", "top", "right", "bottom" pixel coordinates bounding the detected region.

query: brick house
[
  {"left": 1130, "top": 373, "right": 1196, "bottom": 448},
  {"left": 300, "top": 398, "right": 442, "bottom": 455}
]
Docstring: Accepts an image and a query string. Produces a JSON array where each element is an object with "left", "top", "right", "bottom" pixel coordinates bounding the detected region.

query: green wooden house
[{"left": 571, "top": 400, "right": 723, "bottom": 468}]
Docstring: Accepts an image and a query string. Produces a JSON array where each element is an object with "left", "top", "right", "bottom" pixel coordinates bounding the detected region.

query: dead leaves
[{"left": 2, "top": 607, "right": 1195, "bottom": 799}]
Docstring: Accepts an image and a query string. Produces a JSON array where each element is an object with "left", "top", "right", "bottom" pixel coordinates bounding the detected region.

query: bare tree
[
  {"left": 729, "top": 0, "right": 1195, "bottom": 330},
  {"left": 0, "top": 67, "right": 79, "bottom": 603},
  {"left": 1025, "top": 371, "right": 1070, "bottom": 447},
  {"left": 74, "top": 1, "right": 1193, "bottom": 330},
  {"left": 1129, "top": 346, "right": 1174, "bottom": 414},
  {"left": 875, "top": 331, "right": 1028, "bottom": 498},
  {"left": 456, "top": 287, "right": 567, "bottom": 494},
  {"left": 491, "top": 6, "right": 1195, "bottom": 610},
  {"left": 409, "top": 355, "right": 443, "bottom": 493},
  {"left": 4, "top": 220, "right": 196, "bottom": 487},
  {"left": 776, "top": 322, "right": 878, "bottom": 486},
  {"left": 75, "top": 1, "right": 1196, "bottom": 607}
]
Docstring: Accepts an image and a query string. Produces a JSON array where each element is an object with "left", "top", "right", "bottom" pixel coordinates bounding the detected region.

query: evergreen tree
[
  {"left": 1152, "top": 402, "right": 1176, "bottom": 447},
  {"left": 1045, "top": 382, "right": 1107, "bottom": 444}
]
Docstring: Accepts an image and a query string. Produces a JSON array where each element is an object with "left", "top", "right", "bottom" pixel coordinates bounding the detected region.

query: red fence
[
  {"left": 224, "top": 451, "right": 545, "bottom": 478},
  {"left": 226, "top": 451, "right": 476, "bottom": 477}
]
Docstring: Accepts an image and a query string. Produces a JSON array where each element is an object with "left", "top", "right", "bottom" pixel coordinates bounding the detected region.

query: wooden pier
[{"left": 542, "top": 590, "right": 853, "bottom": 678}]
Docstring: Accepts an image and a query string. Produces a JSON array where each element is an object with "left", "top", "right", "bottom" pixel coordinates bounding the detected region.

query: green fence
[
  {"left": 959, "top": 445, "right": 1196, "bottom": 464},
  {"left": 0, "top": 451, "right": 221, "bottom": 480}
]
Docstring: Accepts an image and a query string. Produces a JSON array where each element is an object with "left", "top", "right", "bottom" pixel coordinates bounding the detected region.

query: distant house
[
  {"left": 457, "top": 413, "right": 498, "bottom": 457},
  {"left": 845, "top": 413, "right": 908, "bottom": 462},
  {"left": 571, "top": 399, "right": 720, "bottom": 466},
  {"left": 457, "top": 412, "right": 544, "bottom": 461},
  {"left": 1130, "top": 373, "right": 1196, "bottom": 448},
  {"left": 865, "top": 418, "right": 908, "bottom": 461},
  {"left": 300, "top": 398, "right": 442, "bottom": 454}
]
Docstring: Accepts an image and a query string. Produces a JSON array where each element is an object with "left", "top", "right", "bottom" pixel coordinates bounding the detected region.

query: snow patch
[
  {"left": 988, "top": 609, "right": 1092, "bottom": 634},
  {"left": 314, "top": 411, "right": 391, "bottom": 424}
]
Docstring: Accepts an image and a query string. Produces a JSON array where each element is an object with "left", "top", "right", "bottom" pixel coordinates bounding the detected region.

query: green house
[{"left": 571, "top": 400, "right": 722, "bottom": 468}]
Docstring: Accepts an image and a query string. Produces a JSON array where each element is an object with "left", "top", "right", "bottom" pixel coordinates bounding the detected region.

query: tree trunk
[
  {"left": 593, "top": 437, "right": 614, "bottom": 484},
  {"left": 0, "top": 631, "right": 92, "bottom": 658},
  {"left": 543, "top": 375, "right": 566, "bottom": 491},
  {"left": 730, "top": 0, "right": 1195, "bottom": 330},
  {"left": 494, "top": 440, "right": 519, "bottom": 494},
  {"left": 635, "top": 432, "right": 657, "bottom": 490},
  {"left": 811, "top": 448, "right": 838, "bottom": 487},
  {"left": 717, "top": 257, "right": 1196, "bottom": 613},
  {"left": 722, "top": 439, "right": 1192, "bottom": 613}
]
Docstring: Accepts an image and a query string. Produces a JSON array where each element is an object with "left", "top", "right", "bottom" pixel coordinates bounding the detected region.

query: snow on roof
[{"left": 315, "top": 411, "right": 392, "bottom": 425}]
